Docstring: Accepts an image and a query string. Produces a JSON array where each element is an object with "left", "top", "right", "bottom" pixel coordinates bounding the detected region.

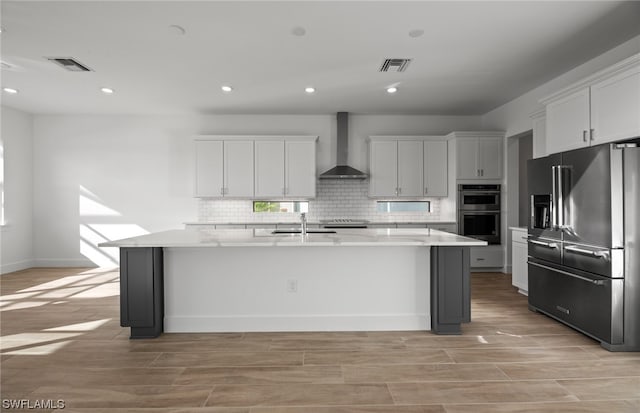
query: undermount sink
[{"left": 271, "top": 229, "right": 337, "bottom": 234}]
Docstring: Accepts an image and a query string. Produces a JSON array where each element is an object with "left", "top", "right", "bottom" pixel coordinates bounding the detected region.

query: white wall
[
  {"left": 1, "top": 106, "right": 34, "bottom": 274},
  {"left": 32, "top": 114, "right": 481, "bottom": 267},
  {"left": 482, "top": 34, "right": 640, "bottom": 137}
]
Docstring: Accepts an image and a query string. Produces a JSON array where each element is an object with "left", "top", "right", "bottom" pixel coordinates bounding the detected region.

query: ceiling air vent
[
  {"left": 379, "top": 58, "right": 412, "bottom": 72},
  {"left": 47, "top": 57, "right": 93, "bottom": 72}
]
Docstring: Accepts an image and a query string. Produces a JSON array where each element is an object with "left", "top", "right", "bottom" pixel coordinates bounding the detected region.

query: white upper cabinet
[
  {"left": 195, "top": 135, "right": 316, "bottom": 199},
  {"left": 543, "top": 54, "right": 640, "bottom": 155},
  {"left": 195, "top": 140, "right": 224, "bottom": 197},
  {"left": 590, "top": 63, "right": 640, "bottom": 145},
  {"left": 397, "top": 140, "right": 424, "bottom": 197},
  {"left": 284, "top": 139, "right": 317, "bottom": 198},
  {"left": 194, "top": 139, "right": 253, "bottom": 198},
  {"left": 477, "top": 138, "right": 503, "bottom": 179},
  {"left": 454, "top": 133, "right": 504, "bottom": 180},
  {"left": 545, "top": 88, "right": 591, "bottom": 154},
  {"left": 254, "top": 137, "right": 317, "bottom": 199},
  {"left": 224, "top": 140, "right": 254, "bottom": 197},
  {"left": 423, "top": 140, "right": 448, "bottom": 197},
  {"left": 369, "top": 139, "right": 398, "bottom": 197},
  {"left": 254, "top": 140, "right": 285, "bottom": 198},
  {"left": 530, "top": 109, "right": 547, "bottom": 159},
  {"left": 456, "top": 139, "right": 478, "bottom": 180},
  {"left": 368, "top": 136, "right": 448, "bottom": 198}
]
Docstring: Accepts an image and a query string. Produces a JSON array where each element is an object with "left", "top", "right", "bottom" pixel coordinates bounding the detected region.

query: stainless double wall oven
[{"left": 457, "top": 184, "right": 501, "bottom": 245}]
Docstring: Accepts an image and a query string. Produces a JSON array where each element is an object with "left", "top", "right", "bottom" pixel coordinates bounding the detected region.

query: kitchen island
[{"left": 100, "top": 228, "right": 486, "bottom": 338}]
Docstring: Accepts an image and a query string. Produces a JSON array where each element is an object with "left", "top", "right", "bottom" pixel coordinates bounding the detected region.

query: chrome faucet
[{"left": 300, "top": 212, "right": 307, "bottom": 236}]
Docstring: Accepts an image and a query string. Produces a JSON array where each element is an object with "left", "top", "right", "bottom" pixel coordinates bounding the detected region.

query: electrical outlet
[{"left": 286, "top": 279, "right": 298, "bottom": 293}]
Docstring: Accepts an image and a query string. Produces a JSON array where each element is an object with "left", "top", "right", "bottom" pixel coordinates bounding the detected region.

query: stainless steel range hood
[{"left": 319, "top": 112, "right": 368, "bottom": 179}]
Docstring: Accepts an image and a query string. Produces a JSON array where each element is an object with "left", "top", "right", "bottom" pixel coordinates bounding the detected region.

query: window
[
  {"left": 253, "top": 201, "right": 309, "bottom": 213},
  {"left": 376, "top": 201, "right": 430, "bottom": 213}
]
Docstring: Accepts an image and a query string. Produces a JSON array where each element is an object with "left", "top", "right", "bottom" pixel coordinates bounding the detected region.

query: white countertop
[
  {"left": 184, "top": 221, "right": 457, "bottom": 226},
  {"left": 100, "top": 228, "right": 486, "bottom": 248}
]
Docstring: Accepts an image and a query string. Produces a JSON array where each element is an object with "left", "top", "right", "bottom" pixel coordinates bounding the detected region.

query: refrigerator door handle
[
  {"left": 551, "top": 166, "right": 558, "bottom": 229},
  {"left": 528, "top": 261, "right": 606, "bottom": 286},
  {"left": 565, "top": 245, "right": 610, "bottom": 260},
  {"left": 527, "top": 239, "right": 559, "bottom": 249}
]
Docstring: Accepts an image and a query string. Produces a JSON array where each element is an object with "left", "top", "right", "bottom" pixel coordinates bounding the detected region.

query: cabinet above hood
[{"left": 319, "top": 112, "right": 368, "bottom": 180}]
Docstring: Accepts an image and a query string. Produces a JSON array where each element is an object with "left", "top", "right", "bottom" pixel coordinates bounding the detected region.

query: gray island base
[{"left": 101, "top": 228, "right": 484, "bottom": 339}]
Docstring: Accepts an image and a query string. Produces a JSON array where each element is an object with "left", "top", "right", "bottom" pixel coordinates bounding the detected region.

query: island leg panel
[
  {"left": 430, "top": 246, "right": 471, "bottom": 335},
  {"left": 120, "top": 247, "right": 164, "bottom": 339}
]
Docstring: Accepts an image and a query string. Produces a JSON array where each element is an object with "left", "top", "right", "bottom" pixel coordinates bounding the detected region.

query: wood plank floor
[{"left": 1, "top": 267, "right": 639, "bottom": 412}]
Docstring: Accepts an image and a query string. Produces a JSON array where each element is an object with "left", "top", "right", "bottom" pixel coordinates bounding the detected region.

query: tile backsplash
[{"left": 198, "top": 180, "right": 442, "bottom": 223}]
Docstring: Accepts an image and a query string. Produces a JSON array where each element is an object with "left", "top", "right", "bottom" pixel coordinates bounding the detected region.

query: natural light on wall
[{"left": 79, "top": 185, "right": 148, "bottom": 267}]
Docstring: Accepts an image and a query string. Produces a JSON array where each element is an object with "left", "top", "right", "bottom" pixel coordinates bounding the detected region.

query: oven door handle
[
  {"left": 527, "top": 239, "right": 559, "bottom": 249},
  {"left": 528, "top": 261, "right": 606, "bottom": 286}
]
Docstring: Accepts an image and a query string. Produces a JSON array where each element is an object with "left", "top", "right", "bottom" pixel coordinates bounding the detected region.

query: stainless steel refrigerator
[{"left": 527, "top": 142, "right": 640, "bottom": 351}]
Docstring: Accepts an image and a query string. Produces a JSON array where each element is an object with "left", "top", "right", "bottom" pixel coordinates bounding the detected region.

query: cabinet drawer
[
  {"left": 470, "top": 246, "right": 503, "bottom": 267},
  {"left": 528, "top": 261, "right": 622, "bottom": 344}
]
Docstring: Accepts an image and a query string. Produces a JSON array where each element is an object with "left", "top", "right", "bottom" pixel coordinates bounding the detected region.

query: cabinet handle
[
  {"left": 424, "top": 187, "right": 428, "bottom": 194},
  {"left": 220, "top": 187, "right": 225, "bottom": 195},
  {"left": 481, "top": 169, "right": 484, "bottom": 177},
  {"left": 398, "top": 187, "right": 402, "bottom": 195},
  {"left": 583, "top": 130, "right": 587, "bottom": 142},
  {"left": 590, "top": 128, "right": 595, "bottom": 141}
]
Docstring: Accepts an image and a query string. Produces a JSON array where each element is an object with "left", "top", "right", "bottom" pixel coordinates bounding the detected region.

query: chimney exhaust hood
[{"left": 319, "top": 112, "right": 368, "bottom": 179}]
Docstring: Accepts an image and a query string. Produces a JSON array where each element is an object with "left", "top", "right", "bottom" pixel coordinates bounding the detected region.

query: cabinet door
[
  {"left": 512, "top": 239, "right": 528, "bottom": 292},
  {"left": 532, "top": 114, "right": 547, "bottom": 158},
  {"left": 254, "top": 140, "right": 285, "bottom": 198},
  {"left": 545, "top": 88, "right": 590, "bottom": 154},
  {"left": 285, "top": 140, "right": 316, "bottom": 198},
  {"left": 424, "top": 140, "right": 448, "bottom": 196},
  {"left": 477, "top": 138, "right": 503, "bottom": 179},
  {"left": 224, "top": 140, "right": 254, "bottom": 197},
  {"left": 195, "top": 140, "right": 224, "bottom": 197},
  {"left": 369, "top": 140, "right": 398, "bottom": 197},
  {"left": 590, "top": 65, "right": 640, "bottom": 145},
  {"left": 456, "top": 139, "right": 479, "bottom": 179},
  {"left": 397, "top": 140, "right": 424, "bottom": 197}
]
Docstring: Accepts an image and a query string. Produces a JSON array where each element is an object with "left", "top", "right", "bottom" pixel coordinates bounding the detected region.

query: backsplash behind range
[{"left": 198, "top": 180, "right": 442, "bottom": 223}]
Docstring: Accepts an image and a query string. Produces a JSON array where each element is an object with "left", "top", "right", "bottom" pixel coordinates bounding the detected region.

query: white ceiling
[{"left": 2, "top": 1, "right": 640, "bottom": 116}]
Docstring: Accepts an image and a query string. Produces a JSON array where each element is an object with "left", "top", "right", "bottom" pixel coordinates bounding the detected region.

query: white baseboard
[
  {"left": 165, "top": 314, "right": 430, "bottom": 333},
  {"left": 33, "top": 258, "right": 98, "bottom": 268},
  {"left": 1, "top": 259, "right": 36, "bottom": 275}
]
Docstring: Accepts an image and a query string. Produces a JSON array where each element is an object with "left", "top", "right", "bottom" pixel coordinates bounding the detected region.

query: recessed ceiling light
[
  {"left": 408, "top": 29, "right": 424, "bottom": 38},
  {"left": 221, "top": 85, "right": 233, "bottom": 93},
  {"left": 291, "top": 26, "right": 306, "bottom": 37},
  {"left": 101, "top": 87, "right": 114, "bottom": 94},
  {"left": 305, "top": 87, "right": 315, "bottom": 93},
  {"left": 386, "top": 87, "right": 398, "bottom": 94},
  {"left": 3, "top": 87, "right": 18, "bottom": 94}
]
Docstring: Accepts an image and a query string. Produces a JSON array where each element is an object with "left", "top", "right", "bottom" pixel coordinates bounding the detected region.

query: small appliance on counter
[{"left": 527, "top": 141, "right": 640, "bottom": 351}]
